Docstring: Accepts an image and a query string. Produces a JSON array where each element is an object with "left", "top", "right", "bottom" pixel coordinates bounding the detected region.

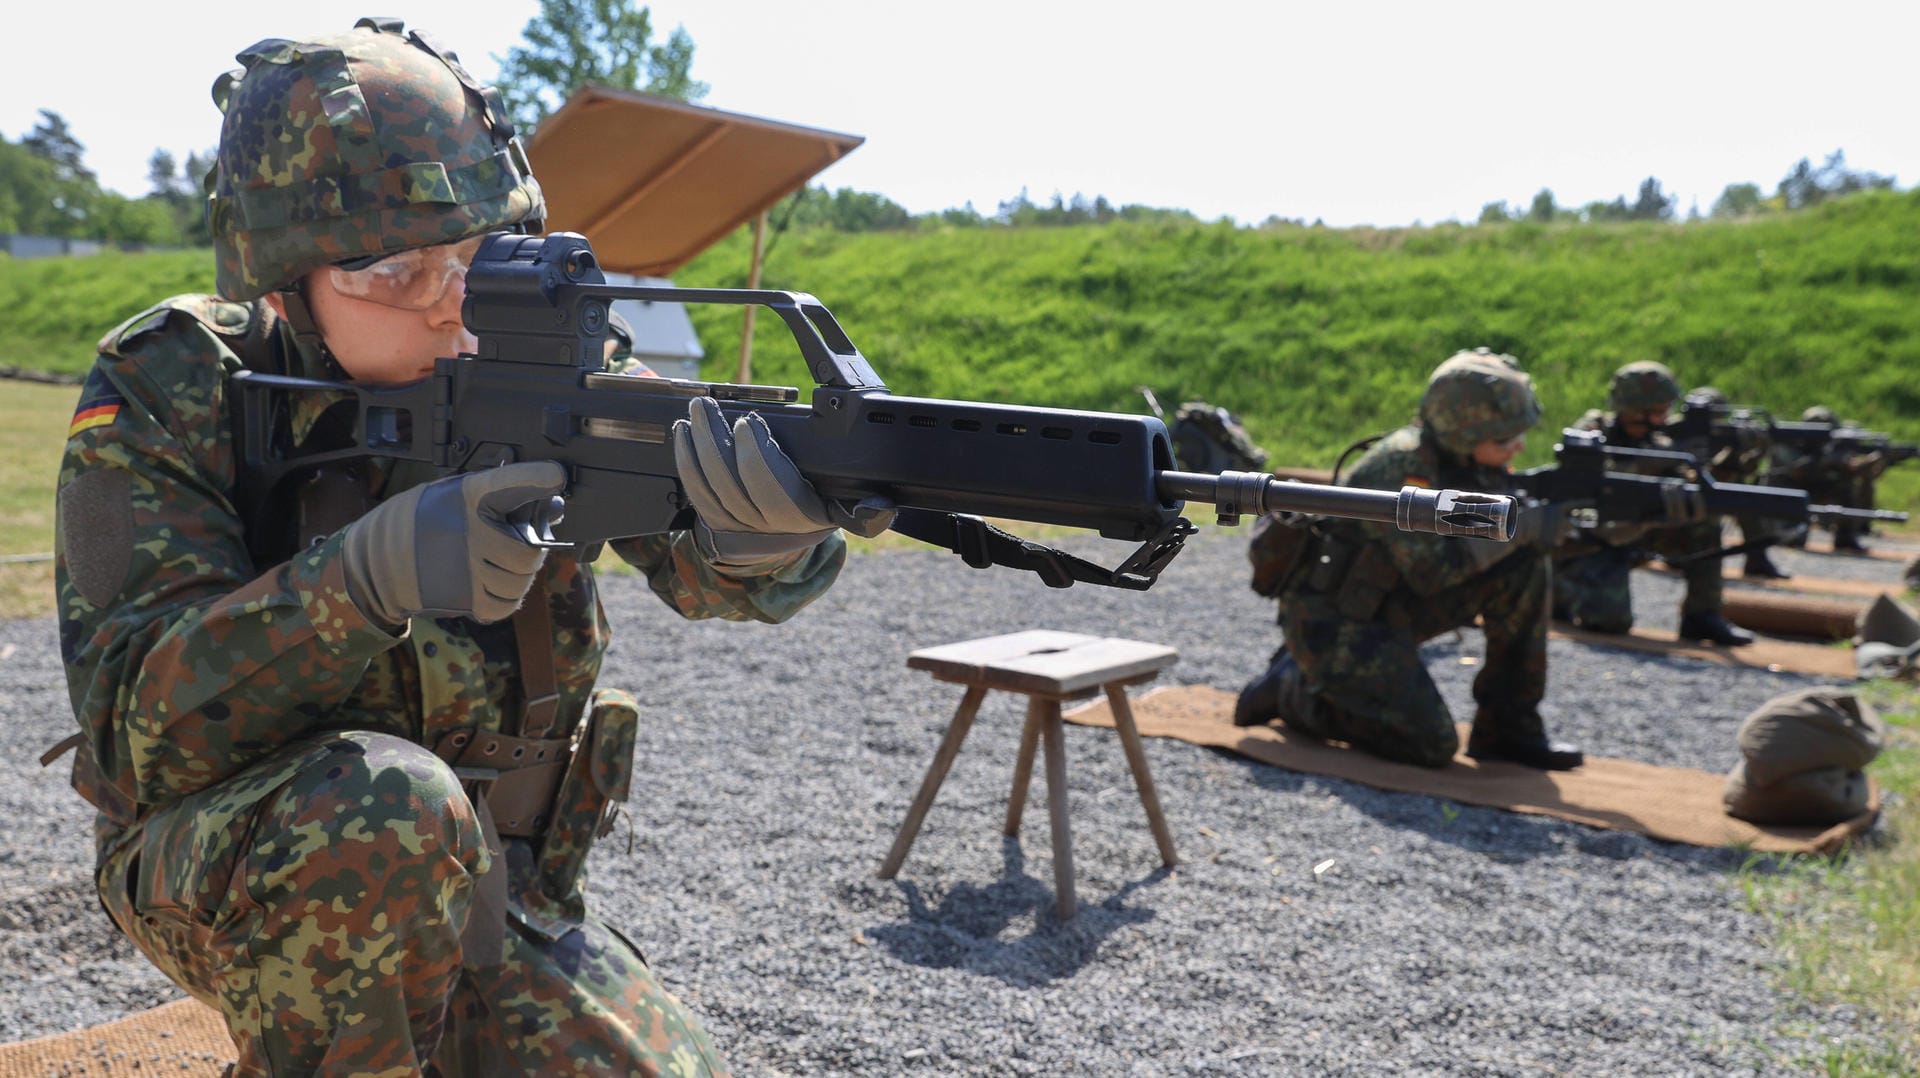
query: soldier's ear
[{"left": 261, "top": 291, "right": 288, "bottom": 320}]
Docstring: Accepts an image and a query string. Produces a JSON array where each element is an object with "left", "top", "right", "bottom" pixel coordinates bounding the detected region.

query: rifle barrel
[{"left": 1157, "top": 471, "right": 1517, "bottom": 540}]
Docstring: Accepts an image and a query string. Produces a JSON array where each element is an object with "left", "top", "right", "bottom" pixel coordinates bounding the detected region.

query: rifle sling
[{"left": 888, "top": 507, "right": 1187, "bottom": 591}]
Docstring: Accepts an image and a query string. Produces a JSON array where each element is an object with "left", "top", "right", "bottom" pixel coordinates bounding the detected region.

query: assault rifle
[
  {"left": 229, "top": 232, "right": 1515, "bottom": 592},
  {"left": 1666, "top": 397, "right": 1919, "bottom": 471},
  {"left": 1511, "top": 430, "right": 1902, "bottom": 554},
  {"left": 1767, "top": 421, "right": 1920, "bottom": 467}
]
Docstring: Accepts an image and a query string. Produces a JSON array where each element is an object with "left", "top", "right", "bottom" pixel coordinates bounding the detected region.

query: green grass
[
  {"left": 0, "top": 381, "right": 80, "bottom": 618},
  {"left": 1737, "top": 677, "right": 1920, "bottom": 1074}
]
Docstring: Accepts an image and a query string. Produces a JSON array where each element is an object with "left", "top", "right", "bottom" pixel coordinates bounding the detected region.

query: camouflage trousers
[
  {"left": 1280, "top": 547, "right": 1550, "bottom": 768},
  {"left": 1553, "top": 520, "right": 1724, "bottom": 632},
  {"left": 95, "top": 730, "right": 730, "bottom": 1077}
]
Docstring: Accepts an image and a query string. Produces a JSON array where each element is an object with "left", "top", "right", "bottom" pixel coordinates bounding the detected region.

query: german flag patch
[
  {"left": 1402, "top": 476, "right": 1432, "bottom": 489},
  {"left": 68, "top": 376, "right": 124, "bottom": 439}
]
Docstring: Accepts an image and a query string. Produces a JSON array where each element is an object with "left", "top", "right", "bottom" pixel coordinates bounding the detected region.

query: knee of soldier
[{"left": 259, "top": 732, "right": 486, "bottom": 886}]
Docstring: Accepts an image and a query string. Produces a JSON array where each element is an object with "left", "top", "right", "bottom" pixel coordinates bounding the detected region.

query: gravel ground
[{"left": 1, "top": 525, "right": 1913, "bottom": 1075}]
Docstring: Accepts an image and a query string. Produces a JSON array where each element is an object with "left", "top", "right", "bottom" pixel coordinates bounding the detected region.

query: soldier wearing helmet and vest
[
  {"left": 51, "top": 19, "right": 882, "bottom": 1076},
  {"left": 1234, "top": 348, "right": 1582, "bottom": 771},
  {"left": 1765, "top": 404, "right": 1881, "bottom": 553},
  {"left": 1552, "top": 361, "right": 1753, "bottom": 646}
]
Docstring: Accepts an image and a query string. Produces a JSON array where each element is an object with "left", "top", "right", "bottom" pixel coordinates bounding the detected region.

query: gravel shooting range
[{"left": 2, "top": 2, "right": 1919, "bottom": 1075}]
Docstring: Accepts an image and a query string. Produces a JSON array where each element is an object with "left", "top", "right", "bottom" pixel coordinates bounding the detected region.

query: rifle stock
[{"left": 231, "top": 231, "right": 1515, "bottom": 591}]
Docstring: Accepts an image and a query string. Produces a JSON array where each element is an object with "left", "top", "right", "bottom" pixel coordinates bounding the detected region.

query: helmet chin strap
[{"left": 275, "top": 283, "right": 351, "bottom": 380}]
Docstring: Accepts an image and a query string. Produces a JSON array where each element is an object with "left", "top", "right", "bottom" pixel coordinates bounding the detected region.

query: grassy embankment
[{"left": 1, "top": 194, "right": 1916, "bottom": 1066}]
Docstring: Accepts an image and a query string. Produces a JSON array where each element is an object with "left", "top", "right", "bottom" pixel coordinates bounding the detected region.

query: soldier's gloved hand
[
  {"left": 672, "top": 397, "right": 896, "bottom": 564},
  {"left": 340, "top": 461, "right": 567, "bottom": 628}
]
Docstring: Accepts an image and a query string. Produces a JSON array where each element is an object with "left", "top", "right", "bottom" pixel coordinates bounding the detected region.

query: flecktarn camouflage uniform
[
  {"left": 57, "top": 294, "right": 837, "bottom": 1076},
  {"left": 1552, "top": 361, "right": 1724, "bottom": 632},
  {"left": 1550, "top": 409, "right": 1729, "bottom": 630},
  {"left": 1255, "top": 350, "right": 1552, "bottom": 766},
  {"left": 1278, "top": 427, "right": 1549, "bottom": 766},
  {"left": 51, "top": 19, "right": 829, "bottom": 1077}
]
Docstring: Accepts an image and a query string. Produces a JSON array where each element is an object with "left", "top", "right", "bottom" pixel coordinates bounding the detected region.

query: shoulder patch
[{"left": 67, "top": 370, "right": 126, "bottom": 440}]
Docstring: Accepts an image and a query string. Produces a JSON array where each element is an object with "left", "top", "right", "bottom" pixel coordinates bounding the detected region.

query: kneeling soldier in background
[
  {"left": 1236, "top": 349, "right": 1581, "bottom": 771},
  {"left": 1552, "top": 361, "right": 1753, "bottom": 646}
]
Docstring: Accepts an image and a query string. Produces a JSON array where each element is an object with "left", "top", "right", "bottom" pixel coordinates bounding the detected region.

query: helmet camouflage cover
[
  {"left": 209, "top": 18, "right": 544, "bottom": 300},
  {"left": 1418, "top": 348, "right": 1542, "bottom": 455},
  {"left": 1608, "top": 361, "right": 1681, "bottom": 414}
]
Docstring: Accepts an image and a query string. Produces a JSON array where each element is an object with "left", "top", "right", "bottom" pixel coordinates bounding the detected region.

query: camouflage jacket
[
  {"left": 1316, "top": 424, "right": 1521, "bottom": 598},
  {"left": 55, "top": 294, "right": 844, "bottom": 826}
]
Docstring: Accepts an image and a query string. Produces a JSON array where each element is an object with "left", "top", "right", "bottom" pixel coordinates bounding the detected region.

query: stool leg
[
  {"left": 1105, "top": 682, "right": 1178, "bottom": 867},
  {"left": 878, "top": 685, "right": 989, "bottom": 879},
  {"left": 1039, "top": 699, "right": 1077, "bottom": 920},
  {"left": 1003, "top": 696, "right": 1045, "bottom": 836}
]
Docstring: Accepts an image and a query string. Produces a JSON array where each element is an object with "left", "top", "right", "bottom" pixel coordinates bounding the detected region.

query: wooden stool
[{"left": 877, "top": 630, "right": 1180, "bottom": 919}]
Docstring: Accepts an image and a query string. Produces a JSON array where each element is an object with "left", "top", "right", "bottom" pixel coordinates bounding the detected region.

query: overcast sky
[{"left": 5, "top": 0, "right": 1913, "bottom": 228}]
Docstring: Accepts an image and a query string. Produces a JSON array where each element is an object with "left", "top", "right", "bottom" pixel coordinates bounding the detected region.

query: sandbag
[
  {"left": 1724, "top": 761, "right": 1872, "bottom": 827},
  {"left": 1735, "top": 687, "right": 1883, "bottom": 788},
  {"left": 1853, "top": 594, "right": 1920, "bottom": 680}
]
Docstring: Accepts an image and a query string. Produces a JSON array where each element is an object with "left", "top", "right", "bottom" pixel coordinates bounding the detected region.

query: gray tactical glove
[
  {"left": 672, "top": 396, "right": 896, "bottom": 564},
  {"left": 341, "top": 461, "right": 567, "bottom": 628}
]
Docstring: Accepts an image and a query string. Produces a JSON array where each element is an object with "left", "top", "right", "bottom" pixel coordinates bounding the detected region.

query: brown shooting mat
[
  {"left": 1547, "top": 622, "right": 1858, "bottom": 678},
  {"left": 1063, "top": 685, "right": 1878, "bottom": 854},
  {"left": 0, "top": 997, "right": 231, "bottom": 1076}
]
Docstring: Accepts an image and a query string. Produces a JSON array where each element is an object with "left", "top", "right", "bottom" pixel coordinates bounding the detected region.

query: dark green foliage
[{"left": 493, "top": 0, "right": 707, "bottom": 131}]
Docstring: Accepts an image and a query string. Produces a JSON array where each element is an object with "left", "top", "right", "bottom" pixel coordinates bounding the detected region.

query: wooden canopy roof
[{"left": 524, "top": 86, "right": 865, "bottom": 277}]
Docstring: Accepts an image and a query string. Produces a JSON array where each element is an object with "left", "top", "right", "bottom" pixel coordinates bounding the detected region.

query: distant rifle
[
  {"left": 228, "top": 232, "right": 1516, "bottom": 592},
  {"left": 1511, "top": 430, "right": 1902, "bottom": 561},
  {"left": 1666, "top": 399, "right": 1919, "bottom": 482}
]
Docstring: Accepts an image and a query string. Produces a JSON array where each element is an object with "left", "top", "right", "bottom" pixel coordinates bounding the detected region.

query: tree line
[
  {"left": 1475, "top": 151, "right": 1896, "bottom": 226},
  {"left": 0, "top": 0, "right": 1904, "bottom": 246}
]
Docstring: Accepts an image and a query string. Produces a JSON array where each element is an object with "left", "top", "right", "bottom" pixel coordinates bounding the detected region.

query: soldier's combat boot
[
  {"left": 1233, "top": 646, "right": 1319, "bottom": 737},
  {"left": 1679, "top": 610, "right": 1755, "bottom": 647},
  {"left": 1465, "top": 712, "right": 1584, "bottom": 771},
  {"left": 1743, "top": 550, "right": 1791, "bottom": 580}
]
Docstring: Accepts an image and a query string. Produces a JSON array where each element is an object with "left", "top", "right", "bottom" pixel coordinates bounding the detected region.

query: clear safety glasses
[{"left": 325, "top": 235, "right": 486, "bottom": 310}]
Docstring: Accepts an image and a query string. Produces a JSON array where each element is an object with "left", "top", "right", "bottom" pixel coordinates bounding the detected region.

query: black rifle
[
  {"left": 1667, "top": 399, "right": 1919, "bottom": 471},
  {"left": 1513, "top": 430, "right": 1902, "bottom": 563},
  {"left": 229, "top": 231, "right": 1515, "bottom": 592}
]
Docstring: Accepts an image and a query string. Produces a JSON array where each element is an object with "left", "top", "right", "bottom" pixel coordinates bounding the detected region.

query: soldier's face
[
  {"left": 275, "top": 257, "right": 479, "bottom": 385},
  {"left": 1619, "top": 405, "right": 1671, "bottom": 439},
  {"left": 1471, "top": 433, "right": 1525, "bottom": 468}
]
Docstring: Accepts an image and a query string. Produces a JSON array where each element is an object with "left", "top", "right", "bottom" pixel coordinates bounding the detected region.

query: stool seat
[
  {"left": 878, "top": 630, "right": 1180, "bottom": 919},
  {"left": 907, "top": 630, "right": 1180, "bottom": 699}
]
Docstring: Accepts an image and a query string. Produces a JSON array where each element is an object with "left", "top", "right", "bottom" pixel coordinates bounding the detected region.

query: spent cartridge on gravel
[{"left": 231, "top": 231, "right": 1516, "bottom": 592}]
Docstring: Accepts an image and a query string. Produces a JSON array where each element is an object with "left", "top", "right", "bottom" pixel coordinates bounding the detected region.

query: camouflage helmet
[
  {"left": 606, "top": 309, "right": 636, "bottom": 362},
  {"left": 1419, "top": 348, "right": 1543, "bottom": 455},
  {"left": 1608, "top": 361, "right": 1682, "bottom": 414},
  {"left": 208, "top": 18, "right": 544, "bottom": 301},
  {"left": 1802, "top": 405, "right": 1839, "bottom": 425}
]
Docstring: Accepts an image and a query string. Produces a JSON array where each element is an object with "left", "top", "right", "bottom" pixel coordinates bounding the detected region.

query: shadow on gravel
[
  {"left": 864, "top": 838, "right": 1165, "bottom": 985},
  {"left": 1216, "top": 748, "right": 1753, "bottom": 874}
]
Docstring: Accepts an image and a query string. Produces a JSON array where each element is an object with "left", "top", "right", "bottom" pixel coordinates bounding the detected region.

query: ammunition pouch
[
  {"left": 1248, "top": 512, "right": 1318, "bottom": 597},
  {"left": 535, "top": 688, "right": 639, "bottom": 907},
  {"left": 1299, "top": 534, "right": 1402, "bottom": 621}
]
